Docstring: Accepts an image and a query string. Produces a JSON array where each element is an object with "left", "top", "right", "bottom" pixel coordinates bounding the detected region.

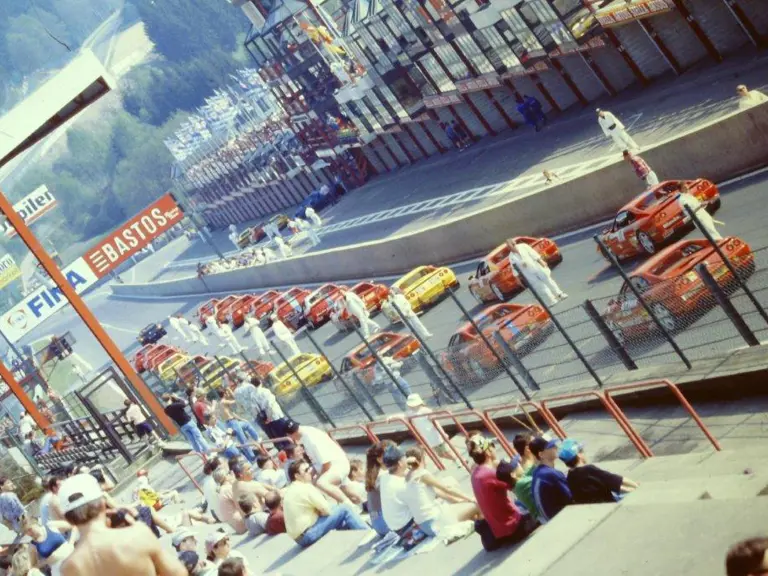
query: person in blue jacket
[{"left": 530, "top": 437, "right": 572, "bottom": 523}]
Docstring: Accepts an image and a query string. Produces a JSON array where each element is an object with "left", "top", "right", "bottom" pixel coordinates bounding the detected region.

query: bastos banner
[{"left": 84, "top": 193, "right": 184, "bottom": 278}]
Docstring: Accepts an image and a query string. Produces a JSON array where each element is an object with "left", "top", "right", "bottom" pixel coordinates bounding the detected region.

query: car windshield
[
  {"left": 398, "top": 268, "right": 432, "bottom": 290},
  {"left": 650, "top": 244, "right": 704, "bottom": 275},
  {"left": 353, "top": 283, "right": 371, "bottom": 294},
  {"left": 489, "top": 245, "right": 511, "bottom": 265},
  {"left": 307, "top": 285, "right": 334, "bottom": 305}
]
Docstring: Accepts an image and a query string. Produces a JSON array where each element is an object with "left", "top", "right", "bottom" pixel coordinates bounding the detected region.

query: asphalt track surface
[{"left": 21, "top": 170, "right": 768, "bottom": 427}]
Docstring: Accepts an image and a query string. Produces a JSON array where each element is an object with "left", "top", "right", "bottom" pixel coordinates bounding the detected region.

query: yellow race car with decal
[
  {"left": 157, "top": 353, "right": 190, "bottom": 383},
  {"left": 384, "top": 265, "right": 459, "bottom": 322},
  {"left": 267, "top": 353, "right": 333, "bottom": 398},
  {"left": 199, "top": 356, "right": 241, "bottom": 391}
]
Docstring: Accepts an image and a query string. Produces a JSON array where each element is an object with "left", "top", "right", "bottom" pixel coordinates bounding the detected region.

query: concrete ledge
[{"left": 112, "top": 103, "right": 768, "bottom": 299}]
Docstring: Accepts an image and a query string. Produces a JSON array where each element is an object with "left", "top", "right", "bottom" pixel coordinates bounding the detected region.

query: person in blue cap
[
  {"left": 530, "top": 436, "right": 572, "bottom": 523},
  {"left": 559, "top": 439, "right": 638, "bottom": 504}
]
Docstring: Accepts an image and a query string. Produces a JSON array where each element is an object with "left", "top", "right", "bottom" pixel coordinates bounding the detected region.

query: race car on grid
[
  {"left": 133, "top": 344, "right": 180, "bottom": 373},
  {"left": 384, "top": 265, "right": 459, "bottom": 323},
  {"left": 267, "top": 353, "right": 333, "bottom": 399},
  {"left": 213, "top": 295, "right": 240, "bottom": 325},
  {"left": 340, "top": 331, "right": 421, "bottom": 384},
  {"left": 602, "top": 237, "right": 754, "bottom": 345},
  {"left": 442, "top": 303, "right": 553, "bottom": 381},
  {"left": 158, "top": 353, "right": 191, "bottom": 383},
  {"left": 251, "top": 290, "right": 282, "bottom": 327},
  {"left": 274, "top": 287, "right": 311, "bottom": 330},
  {"left": 303, "top": 283, "right": 348, "bottom": 330},
  {"left": 468, "top": 237, "right": 561, "bottom": 304},
  {"left": 597, "top": 179, "right": 720, "bottom": 260},
  {"left": 331, "top": 281, "right": 390, "bottom": 332},
  {"left": 137, "top": 322, "right": 167, "bottom": 346},
  {"left": 225, "top": 294, "right": 262, "bottom": 328},
  {"left": 196, "top": 298, "right": 220, "bottom": 329}
]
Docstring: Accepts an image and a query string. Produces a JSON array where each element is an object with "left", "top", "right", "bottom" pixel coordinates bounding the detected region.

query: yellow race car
[
  {"left": 268, "top": 353, "right": 333, "bottom": 398},
  {"left": 199, "top": 356, "right": 241, "bottom": 391},
  {"left": 385, "top": 265, "right": 459, "bottom": 322},
  {"left": 157, "top": 353, "right": 190, "bottom": 383}
]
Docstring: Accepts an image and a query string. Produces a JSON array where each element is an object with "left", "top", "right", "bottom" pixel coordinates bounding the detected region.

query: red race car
[
  {"left": 227, "top": 294, "right": 262, "bottom": 328},
  {"left": 145, "top": 347, "right": 181, "bottom": 372},
  {"left": 331, "top": 282, "right": 390, "bottom": 332},
  {"left": 602, "top": 237, "right": 754, "bottom": 344},
  {"left": 340, "top": 332, "right": 421, "bottom": 383},
  {"left": 133, "top": 344, "right": 173, "bottom": 373},
  {"left": 274, "top": 287, "right": 311, "bottom": 330},
  {"left": 597, "top": 179, "right": 720, "bottom": 261},
  {"left": 304, "top": 284, "right": 348, "bottom": 329},
  {"left": 196, "top": 298, "right": 220, "bottom": 329},
  {"left": 176, "top": 355, "right": 211, "bottom": 387},
  {"left": 242, "top": 360, "right": 276, "bottom": 382},
  {"left": 251, "top": 290, "right": 282, "bottom": 328},
  {"left": 441, "top": 303, "right": 552, "bottom": 381},
  {"left": 468, "top": 237, "right": 561, "bottom": 304},
  {"left": 214, "top": 295, "right": 240, "bottom": 325}
]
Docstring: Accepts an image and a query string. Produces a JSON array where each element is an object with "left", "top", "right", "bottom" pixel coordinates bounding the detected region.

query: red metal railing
[
  {"left": 327, "top": 424, "right": 380, "bottom": 445},
  {"left": 483, "top": 400, "right": 560, "bottom": 453},
  {"left": 604, "top": 379, "right": 721, "bottom": 452},
  {"left": 175, "top": 453, "right": 206, "bottom": 494},
  {"left": 368, "top": 417, "right": 445, "bottom": 470},
  {"left": 540, "top": 390, "right": 653, "bottom": 458}
]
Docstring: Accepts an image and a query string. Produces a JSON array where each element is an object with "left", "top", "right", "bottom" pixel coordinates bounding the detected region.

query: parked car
[{"left": 137, "top": 322, "right": 166, "bottom": 346}]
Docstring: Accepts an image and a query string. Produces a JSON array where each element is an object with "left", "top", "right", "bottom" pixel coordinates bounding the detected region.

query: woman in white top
[
  {"left": 365, "top": 441, "right": 394, "bottom": 536},
  {"left": 379, "top": 445, "right": 413, "bottom": 533},
  {"left": 405, "top": 447, "right": 479, "bottom": 537}
]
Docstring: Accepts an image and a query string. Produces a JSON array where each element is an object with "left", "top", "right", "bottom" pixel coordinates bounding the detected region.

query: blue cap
[
  {"left": 529, "top": 436, "right": 559, "bottom": 458},
  {"left": 558, "top": 439, "right": 584, "bottom": 464},
  {"left": 382, "top": 445, "right": 404, "bottom": 468}
]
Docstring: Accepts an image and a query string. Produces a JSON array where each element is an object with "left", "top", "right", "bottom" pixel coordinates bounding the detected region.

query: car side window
[
  {"left": 448, "top": 334, "right": 463, "bottom": 349},
  {"left": 614, "top": 211, "right": 633, "bottom": 230},
  {"left": 476, "top": 262, "right": 487, "bottom": 278}
]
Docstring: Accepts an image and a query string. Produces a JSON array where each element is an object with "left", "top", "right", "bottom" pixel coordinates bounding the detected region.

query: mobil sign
[
  {"left": 0, "top": 258, "right": 98, "bottom": 343},
  {"left": 2, "top": 185, "right": 58, "bottom": 238},
  {"left": 85, "top": 193, "right": 184, "bottom": 277}
]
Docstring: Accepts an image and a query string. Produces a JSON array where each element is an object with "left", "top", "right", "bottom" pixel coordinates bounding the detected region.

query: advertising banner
[
  {"left": 2, "top": 185, "right": 58, "bottom": 238},
  {"left": 84, "top": 193, "right": 184, "bottom": 278},
  {"left": 0, "top": 254, "right": 22, "bottom": 289}
]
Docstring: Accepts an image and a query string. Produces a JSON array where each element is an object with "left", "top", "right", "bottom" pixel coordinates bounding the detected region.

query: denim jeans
[
  {"left": 226, "top": 419, "right": 260, "bottom": 462},
  {"left": 180, "top": 421, "right": 210, "bottom": 454},
  {"left": 296, "top": 504, "right": 368, "bottom": 547},
  {"left": 390, "top": 377, "right": 412, "bottom": 411}
]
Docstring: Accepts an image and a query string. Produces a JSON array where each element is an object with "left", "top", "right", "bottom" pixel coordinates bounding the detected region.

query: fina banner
[
  {"left": 0, "top": 257, "right": 98, "bottom": 343},
  {"left": 2, "top": 185, "right": 58, "bottom": 238},
  {"left": 0, "top": 254, "right": 21, "bottom": 289}
]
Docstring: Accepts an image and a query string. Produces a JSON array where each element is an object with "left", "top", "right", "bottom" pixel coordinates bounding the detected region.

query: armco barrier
[{"left": 113, "top": 104, "right": 768, "bottom": 299}]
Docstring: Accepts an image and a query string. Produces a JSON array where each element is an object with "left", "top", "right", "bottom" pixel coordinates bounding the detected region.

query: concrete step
[
  {"left": 278, "top": 530, "right": 377, "bottom": 575},
  {"left": 238, "top": 533, "right": 302, "bottom": 573},
  {"left": 623, "top": 451, "right": 715, "bottom": 482},
  {"left": 620, "top": 473, "right": 768, "bottom": 506},
  {"left": 592, "top": 458, "right": 642, "bottom": 478}
]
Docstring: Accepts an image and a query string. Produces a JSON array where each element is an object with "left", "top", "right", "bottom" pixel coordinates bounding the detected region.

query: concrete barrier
[{"left": 113, "top": 103, "right": 768, "bottom": 299}]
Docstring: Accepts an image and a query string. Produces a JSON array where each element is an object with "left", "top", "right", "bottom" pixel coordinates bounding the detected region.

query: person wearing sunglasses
[{"left": 204, "top": 530, "right": 250, "bottom": 573}]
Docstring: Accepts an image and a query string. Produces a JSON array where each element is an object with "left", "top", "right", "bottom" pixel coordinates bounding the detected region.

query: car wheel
[
  {"left": 637, "top": 231, "right": 656, "bottom": 255},
  {"left": 605, "top": 320, "right": 626, "bottom": 345},
  {"left": 707, "top": 197, "right": 721, "bottom": 213},
  {"left": 650, "top": 303, "right": 676, "bottom": 332}
]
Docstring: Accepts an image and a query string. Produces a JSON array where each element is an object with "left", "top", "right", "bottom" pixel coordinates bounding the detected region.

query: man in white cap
[
  {"left": 59, "top": 473, "right": 186, "bottom": 576},
  {"left": 343, "top": 289, "right": 380, "bottom": 338},
  {"left": 507, "top": 238, "right": 567, "bottom": 306},
  {"left": 597, "top": 108, "right": 639, "bottom": 152},
  {"left": 178, "top": 315, "right": 208, "bottom": 346},
  {"left": 404, "top": 393, "right": 459, "bottom": 466},
  {"left": 387, "top": 287, "right": 433, "bottom": 339},
  {"left": 270, "top": 315, "right": 300, "bottom": 358},
  {"left": 168, "top": 315, "right": 192, "bottom": 343},
  {"left": 243, "top": 313, "right": 273, "bottom": 357}
]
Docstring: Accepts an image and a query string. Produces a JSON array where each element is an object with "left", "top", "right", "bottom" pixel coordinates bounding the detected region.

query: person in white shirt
[
  {"left": 177, "top": 315, "right": 207, "bottom": 345},
  {"left": 346, "top": 459, "right": 367, "bottom": 504},
  {"left": 243, "top": 315, "right": 273, "bottom": 357},
  {"left": 387, "top": 288, "right": 433, "bottom": 339},
  {"left": 204, "top": 530, "right": 250, "bottom": 573},
  {"left": 274, "top": 236, "right": 292, "bottom": 259},
  {"left": 213, "top": 319, "right": 245, "bottom": 355},
  {"left": 270, "top": 316, "right": 300, "bottom": 358},
  {"left": 305, "top": 206, "right": 322, "bottom": 228},
  {"left": 296, "top": 217, "right": 320, "bottom": 247},
  {"left": 507, "top": 238, "right": 567, "bottom": 306},
  {"left": 123, "top": 399, "right": 161, "bottom": 445},
  {"left": 678, "top": 183, "right": 722, "bottom": 240},
  {"left": 254, "top": 455, "right": 288, "bottom": 489},
  {"left": 737, "top": 84, "right": 768, "bottom": 111},
  {"left": 404, "top": 394, "right": 458, "bottom": 466},
  {"left": 379, "top": 445, "right": 413, "bottom": 533},
  {"left": 168, "top": 315, "right": 192, "bottom": 343},
  {"left": 228, "top": 224, "right": 241, "bottom": 252},
  {"left": 343, "top": 290, "right": 380, "bottom": 338},
  {"left": 597, "top": 108, "right": 639, "bottom": 152},
  {"left": 285, "top": 421, "right": 360, "bottom": 505},
  {"left": 18, "top": 411, "right": 35, "bottom": 440}
]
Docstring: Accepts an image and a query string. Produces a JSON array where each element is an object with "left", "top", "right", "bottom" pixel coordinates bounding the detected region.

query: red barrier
[
  {"left": 604, "top": 379, "right": 721, "bottom": 452},
  {"left": 541, "top": 390, "right": 653, "bottom": 458},
  {"left": 327, "top": 424, "right": 380, "bottom": 445},
  {"left": 483, "top": 400, "right": 561, "bottom": 453},
  {"left": 176, "top": 453, "right": 206, "bottom": 494},
  {"left": 369, "top": 417, "right": 445, "bottom": 471}
]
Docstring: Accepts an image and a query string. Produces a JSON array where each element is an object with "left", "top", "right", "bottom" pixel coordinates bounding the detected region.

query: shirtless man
[
  {"left": 230, "top": 462, "right": 275, "bottom": 512},
  {"left": 59, "top": 473, "right": 186, "bottom": 576}
]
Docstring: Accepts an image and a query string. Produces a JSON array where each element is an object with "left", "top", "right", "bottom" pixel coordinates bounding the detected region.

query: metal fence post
[
  {"left": 390, "top": 300, "right": 472, "bottom": 409},
  {"left": 446, "top": 289, "right": 532, "bottom": 401},
  {"left": 512, "top": 263, "right": 604, "bottom": 387},
  {"left": 271, "top": 345, "right": 335, "bottom": 427},
  {"left": 353, "top": 327, "right": 411, "bottom": 400},
  {"left": 594, "top": 235, "right": 692, "bottom": 370},
  {"left": 303, "top": 330, "right": 376, "bottom": 421},
  {"left": 492, "top": 331, "right": 540, "bottom": 391},
  {"left": 685, "top": 204, "right": 768, "bottom": 326},
  {"left": 695, "top": 263, "right": 759, "bottom": 347},
  {"left": 583, "top": 299, "right": 638, "bottom": 371}
]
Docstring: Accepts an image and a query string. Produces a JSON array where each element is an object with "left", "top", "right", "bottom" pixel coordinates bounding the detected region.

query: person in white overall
[
  {"left": 597, "top": 108, "right": 639, "bottom": 152},
  {"left": 305, "top": 206, "right": 323, "bottom": 228},
  {"left": 274, "top": 236, "right": 292, "bottom": 259},
  {"left": 244, "top": 315, "right": 273, "bottom": 357},
  {"left": 182, "top": 316, "right": 208, "bottom": 346},
  {"left": 344, "top": 289, "right": 380, "bottom": 338},
  {"left": 296, "top": 217, "right": 321, "bottom": 246},
  {"left": 507, "top": 238, "right": 567, "bottom": 307},
  {"left": 678, "top": 183, "right": 722, "bottom": 240},
  {"left": 168, "top": 315, "right": 192, "bottom": 343},
  {"left": 271, "top": 315, "right": 301, "bottom": 358},
  {"left": 388, "top": 288, "right": 433, "bottom": 339},
  {"left": 228, "top": 224, "right": 240, "bottom": 251},
  {"left": 213, "top": 319, "right": 245, "bottom": 355}
]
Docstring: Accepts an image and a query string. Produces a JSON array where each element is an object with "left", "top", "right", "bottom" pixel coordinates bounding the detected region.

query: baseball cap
[
  {"left": 406, "top": 393, "right": 424, "bottom": 408},
  {"left": 178, "top": 550, "right": 200, "bottom": 572},
  {"left": 58, "top": 473, "right": 104, "bottom": 514},
  {"left": 529, "top": 436, "right": 559, "bottom": 458},
  {"left": 382, "top": 445, "right": 404, "bottom": 468},
  {"left": 558, "top": 439, "right": 584, "bottom": 465},
  {"left": 172, "top": 527, "right": 197, "bottom": 548},
  {"left": 205, "top": 530, "right": 229, "bottom": 553}
]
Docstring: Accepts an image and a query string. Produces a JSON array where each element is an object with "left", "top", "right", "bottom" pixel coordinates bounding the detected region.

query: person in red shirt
[
  {"left": 264, "top": 492, "right": 286, "bottom": 536},
  {"left": 622, "top": 150, "right": 659, "bottom": 188},
  {"left": 468, "top": 435, "right": 537, "bottom": 551}
]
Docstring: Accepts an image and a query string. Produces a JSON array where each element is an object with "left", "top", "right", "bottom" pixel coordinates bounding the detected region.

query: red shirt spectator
[
  {"left": 193, "top": 399, "right": 209, "bottom": 425},
  {"left": 471, "top": 464, "right": 521, "bottom": 538},
  {"left": 265, "top": 509, "right": 286, "bottom": 536}
]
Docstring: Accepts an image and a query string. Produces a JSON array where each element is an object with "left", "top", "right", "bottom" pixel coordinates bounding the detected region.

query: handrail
[
  {"left": 175, "top": 453, "right": 206, "bottom": 494},
  {"left": 604, "top": 379, "right": 721, "bottom": 452},
  {"left": 483, "top": 400, "right": 560, "bottom": 454},
  {"left": 540, "top": 390, "right": 653, "bottom": 458},
  {"left": 368, "top": 417, "right": 445, "bottom": 471},
  {"left": 327, "top": 424, "right": 380, "bottom": 445},
  {"left": 239, "top": 436, "right": 295, "bottom": 469}
]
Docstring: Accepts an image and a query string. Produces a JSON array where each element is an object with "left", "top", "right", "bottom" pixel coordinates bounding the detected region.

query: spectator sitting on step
[
  {"left": 205, "top": 530, "right": 251, "bottom": 573},
  {"left": 205, "top": 414, "right": 243, "bottom": 460},
  {"left": 238, "top": 495, "right": 269, "bottom": 537},
  {"left": 201, "top": 458, "right": 223, "bottom": 522},
  {"left": 213, "top": 468, "right": 247, "bottom": 535},
  {"left": 559, "top": 439, "right": 638, "bottom": 504},
  {"left": 365, "top": 441, "right": 394, "bottom": 537},
  {"left": 132, "top": 469, "right": 180, "bottom": 508},
  {"left": 379, "top": 445, "right": 415, "bottom": 535},
  {"left": 530, "top": 437, "right": 572, "bottom": 523},
  {"left": 281, "top": 443, "right": 306, "bottom": 480},
  {"left": 511, "top": 433, "right": 539, "bottom": 518},
  {"left": 264, "top": 491, "right": 286, "bottom": 536},
  {"left": 254, "top": 455, "right": 288, "bottom": 489},
  {"left": 283, "top": 460, "right": 369, "bottom": 547},
  {"left": 230, "top": 462, "right": 276, "bottom": 516},
  {"left": 218, "top": 557, "right": 249, "bottom": 576},
  {"left": 404, "top": 393, "right": 459, "bottom": 467},
  {"left": 177, "top": 550, "right": 212, "bottom": 576},
  {"left": 0, "top": 476, "right": 26, "bottom": 534},
  {"left": 346, "top": 459, "right": 367, "bottom": 506},
  {"left": 726, "top": 537, "right": 768, "bottom": 576},
  {"left": 467, "top": 435, "right": 536, "bottom": 551}
]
